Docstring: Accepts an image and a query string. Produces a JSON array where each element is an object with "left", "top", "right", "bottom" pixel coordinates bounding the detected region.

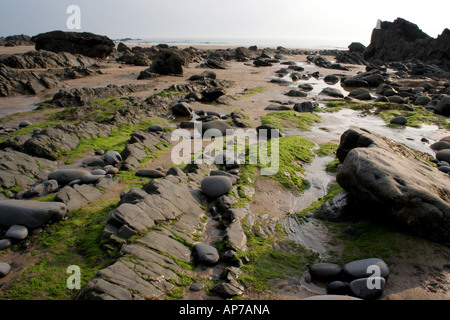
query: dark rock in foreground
[{"left": 336, "top": 128, "right": 450, "bottom": 244}]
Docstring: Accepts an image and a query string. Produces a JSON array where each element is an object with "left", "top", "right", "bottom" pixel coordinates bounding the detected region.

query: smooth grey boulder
[
  {"left": 390, "top": 116, "right": 407, "bottom": 125},
  {"left": 336, "top": 128, "right": 450, "bottom": 244},
  {"left": 320, "top": 87, "right": 344, "bottom": 98},
  {"left": 104, "top": 151, "right": 122, "bottom": 166},
  {"left": 327, "top": 281, "right": 350, "bottom": 295},
  {"left": 5, "top": 224, "right": 28, "bottom": 240},
  {"left": 348, "top": 88, "right": 372, "bottom": 100},
  {"left": 0, "top": 262, "right": 11, "bottom": 278},
  {"left": 148, "top": 124, "right": 163, "bottom": 132},
  {"left": 81, "top": 173, "right": 104, "bottom": 184},
  {"left": 91, "top": 169, "right": 107, "bottom": 176},
  {"left": 0, "top": 239, "right": 12, "bottom": 250},
  {"left": 434, "top": 96, "right": 450, "bottom": 117},
  {"left": 436, "top": 149, "right": 450, "bottom": 163},
  {"left": 285, "top": 89, "right": 307, "bottom": 97},
  {"left": 343, "top": 258, "right": 389, "bottom": 280},
  {"left": 194, "top": 243, "right": 220, "bottom": 265},
  {"left": 201, "top": 176, "right": 233, "bottom": 198},
  {"left": 414, "top": 95, "right": 431, "bottom": 106},
  {"left": 170, "top": 102, "right": 193, "bottom": 117},
  {"left": 430, "top": 141, "right": 450, "bottom": 151},
  {"left": 309, "top": 263, "right": 343, "bottom": 283},
  {"left": 200, "top": 120, "right": 234, "bottom": 137},
  {"left": 48, "top": 169, "right": 90, "bottom": 185},
  {"left": 0, "top": 199, "right": 67, "bottom": 228},
  {"left": 135, "top": 169, "right": 166, "bottom": 178},
  {"left": 349, "top": 277, "right": 385, "bottom": 300}
]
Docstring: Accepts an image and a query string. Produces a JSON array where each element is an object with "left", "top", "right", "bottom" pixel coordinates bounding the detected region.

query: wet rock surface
[{"left": 336, "top": 128, "right": 450, "bottom": 244}]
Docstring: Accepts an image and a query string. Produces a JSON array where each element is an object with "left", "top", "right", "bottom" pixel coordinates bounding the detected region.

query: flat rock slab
[
  {"left": 0, "top": 199, "right": 67, "bottom": 228},
  {"left": 137, "top": 231, "right": 192, "bottom": 262}
]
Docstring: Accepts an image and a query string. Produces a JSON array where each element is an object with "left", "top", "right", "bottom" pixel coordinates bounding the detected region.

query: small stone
[
  {"left": 91, "top": 169, "right": 107, "bottom": 176},
  {"left": 0, "top": 239, "right": 12, "bottom": 250},
  {"left": 81, "top": 173, "right": 104, "bottom": 184},
  {"left": 5, "top": 225, "right": 28, "bottom": 240},
  {"left": 438, "top": 166, "right": 450, "bottom": 173},
  {"left": 349, "top": 277, "right": 385, "bottom": 300},
  {"left": 104, "top": 151, "right": 122, "bottom": 166},
  {"left": 18, "top": 121, "right": 32, "bottom": 128},
  {"left": 0, "top": 262, "right": 11, "bottom": 278},
  {"left": 190, "top": 283, "right": 204, "bottom": 292},
  {"left": 390, "top": 116, "right": 407, "bottom": 125},
  {"left": 194, "top": 243, "right": 220, "bottom": 265},
  {"left": 148, "top": 124, "right": 163, "bottom": 132},
  {"left": 327, "top": 281, "right": 350, "bottom": 295}
]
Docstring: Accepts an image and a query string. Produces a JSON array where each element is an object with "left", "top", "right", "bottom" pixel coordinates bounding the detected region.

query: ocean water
[{"left": 114, "top": 37, "right": 350, "bottom": 50}]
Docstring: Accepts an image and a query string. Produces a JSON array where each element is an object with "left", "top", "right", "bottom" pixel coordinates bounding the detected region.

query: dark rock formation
[
  {"left": 31, "top": 31, "right": 115, "bottom": 59},
  {"left": 364, "top": 18, "right": 450, "bottom": 67},
  {"left": 336, "top": 128, "right": 450, "bottom": 244},
  {"left": 148, "top": 49, "right": 191, "bottom": 75},
  {"left": 0, "top": 34, "right": 33, "bottom": 47}
]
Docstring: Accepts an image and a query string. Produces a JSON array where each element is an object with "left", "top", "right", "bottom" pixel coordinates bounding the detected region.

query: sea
[{"left": 113, "top": 37, "right": 352, "bottom": 50}]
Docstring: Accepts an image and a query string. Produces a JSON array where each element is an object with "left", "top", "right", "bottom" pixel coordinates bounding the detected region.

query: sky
[{"left": 0, "top": 0, "right": 449, "bottom": 47}]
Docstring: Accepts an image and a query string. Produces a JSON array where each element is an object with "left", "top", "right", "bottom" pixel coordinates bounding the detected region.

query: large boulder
[
  {"left": 434, "top": 96, "right": 450, "bottom": 117},
  {"left": 0, "top": 200, "right": 67, "bottom": 228},
  {"left": 48, "top": 169, "right": 90, "bottom": 185},
  {"left": 336, "top": 128, "right": 450, "bottom": 244},
  {"left": 31, "top": 30, "right": 115, "bottom": 59},
  {"left": 148, "top": 49, "right": 190, "bottom": 75},
  {"left": 201, "top": 176, "right": 233, "bottom": 198},
  {"left": 364, "top": 18, "right": 450, "bottom": 63}
]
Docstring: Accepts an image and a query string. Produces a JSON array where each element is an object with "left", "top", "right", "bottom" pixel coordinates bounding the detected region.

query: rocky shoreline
[{"left": 0, "top": 18, "right": 449, "bottom": 301}]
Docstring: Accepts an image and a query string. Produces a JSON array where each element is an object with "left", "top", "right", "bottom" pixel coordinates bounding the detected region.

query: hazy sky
[{"left": 0, "top": 0, "right": 449, "bottom": 46}]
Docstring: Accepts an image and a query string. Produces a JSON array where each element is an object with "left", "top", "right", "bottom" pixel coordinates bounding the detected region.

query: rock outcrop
[
  {"left": 336, "top": 128, "right": 450, "bottom": 244},
  {"left": 31, "top": 31, "right": 115, "bottom": 59},
  {"left": 364, "top": 18, "right": 450, "bottom": 67}
]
